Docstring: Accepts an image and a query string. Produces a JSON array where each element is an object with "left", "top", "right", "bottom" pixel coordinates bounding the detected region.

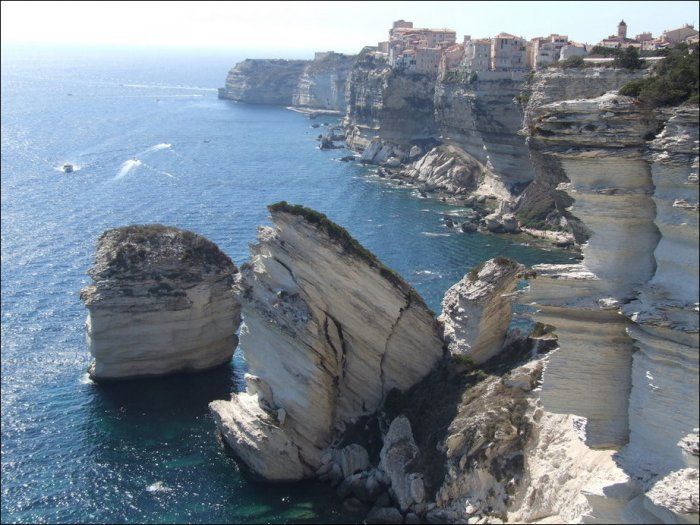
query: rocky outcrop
[
  {"left": 344, "top": 48, "right": 438, "bottom": 157},
  {"left": 80, "top": 225, "right": 241, "bottom": 381},
  {"left": 365, "top": 334, "right": 549, "bottom": 524},
  {"left": 209, "top": 203, "right": 444, "bottom": 481},
  {"left": 394, "top": 144, "right": 483, "bottom": 196},
  {"left": 439, "top": 258, "right": 525, "bottom": 364},
  {"left": 513, "top": 97, "right": 699, "bottom": 523},
  {"left": 379, "top": 416, "right": 424, "bottom": 512},
  {"left": 435, "top": 75, "right": 535, "bottom": 200},
  {"left": 219, "top": 59, "right": 309, "bottom": 105},
  {"left": 292, "top": 52, "right": 356, "bottom": 111}
]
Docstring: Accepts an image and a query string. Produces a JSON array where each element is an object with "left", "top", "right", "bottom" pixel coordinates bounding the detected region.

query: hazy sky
[{"left": 2, "top": 1, "right": 699, "bottom": 55}]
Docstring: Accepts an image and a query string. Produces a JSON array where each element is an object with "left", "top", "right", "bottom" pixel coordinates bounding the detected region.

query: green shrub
[
  {"left": 469, "top": 72, "right": 478, "bottom": 83},
  {"left": 619, "top": 78, "right": 647, "bottom": 97},
  {"left": 589, "top": 45, "right": 623, "bottom": 57},
  {"left": 613, "top": 47, "right": 644, "bottom": 69},
  {"left": 468, "top": 261, "right": 486, "bottom": 281},
  {"left": 618, "top": 43, "right": 699, "bottom": 107},
  {"left": 515, "top": 91, "right": 530, "bottom": 105},
  {"left": 452, "top": 354, "right": 475, "bottom": 368},
  {"left": 529, "top": 322, "right": 555, "bottom": 338}
]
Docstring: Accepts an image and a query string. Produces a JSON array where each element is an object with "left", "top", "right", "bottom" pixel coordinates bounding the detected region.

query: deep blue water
[{"left": 0, "top": 45, "right": 575, "bottom": 524}]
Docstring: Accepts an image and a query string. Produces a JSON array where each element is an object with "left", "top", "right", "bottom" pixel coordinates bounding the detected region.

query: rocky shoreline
[{"left": 76, "top": 47, "right": 699, "bottom": 525}]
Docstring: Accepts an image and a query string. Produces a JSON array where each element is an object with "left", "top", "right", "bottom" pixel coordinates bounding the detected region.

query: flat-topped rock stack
[{"left": 80, "top": 224, "right": 241, "bottom": 381}]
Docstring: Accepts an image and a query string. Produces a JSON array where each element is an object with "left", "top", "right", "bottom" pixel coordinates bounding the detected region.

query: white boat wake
[
  {"left": 140, "top": 143, "right": 171, "bottom": 155},
  {"left": 115, "top": 159, "right": 142, "bottom": 179}
]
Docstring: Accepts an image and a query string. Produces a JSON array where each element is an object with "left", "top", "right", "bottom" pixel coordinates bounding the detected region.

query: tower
[{"left": 618, "top": 20, "right": 627, "bottom": 39}]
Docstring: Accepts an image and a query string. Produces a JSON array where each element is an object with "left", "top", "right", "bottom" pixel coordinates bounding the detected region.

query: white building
[
  {"left": 559, "top": 44, "right": 588, "bottom": 61},
  {"left": 530, "top": 34, "right": 570, "bottom": 67}
]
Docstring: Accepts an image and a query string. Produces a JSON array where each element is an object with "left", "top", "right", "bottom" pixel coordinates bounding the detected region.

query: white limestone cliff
[
  {"left": 439, "top": 258, "right": 525, "bottom": 364},
  {"left": 80, "top": 225, "right": 241, "bottom": 381},
  {"left": 210, "top": 203, "right": 444, "bottom": 481},
  {"left": 514, "top": 97, "right": 699, "bottom": 523}
]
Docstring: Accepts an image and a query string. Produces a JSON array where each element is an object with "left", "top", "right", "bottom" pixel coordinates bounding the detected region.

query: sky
[{"left": 2, "top": 1, "right": 699, "bottom": 56}]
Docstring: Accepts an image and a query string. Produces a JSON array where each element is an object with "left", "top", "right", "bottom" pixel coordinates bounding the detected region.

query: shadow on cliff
[{"left": 379, "top": 334, "right": 551, "bottom": 499}]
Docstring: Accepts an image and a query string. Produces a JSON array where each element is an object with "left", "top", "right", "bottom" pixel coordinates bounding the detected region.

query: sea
[{"left": 0, "top": 45, "right": 576, "bottom": 524}]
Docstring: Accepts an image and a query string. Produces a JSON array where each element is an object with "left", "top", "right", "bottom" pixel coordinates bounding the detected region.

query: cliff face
[
  {"left": 513, "top": 95, "right": 699, "bottom": 523},
  {"left": 516, "top": 67, "right": 649, "bottom": 231},
  {"left": 292, "top": 52, "right": 356, "bottom": 111},
  {"left": 80, "top": 225, "right": 241, "bottom": 381},
  {"left": 344, "top": 49, "right": 438, "bottom": 158},
  {"left": 219, "top": 59, "right": 309, "bottom": 106},
  {"left": 433, "top": 76, "right": 535, "bottom": 198},
  {"left": 209, "top": 204, "right": 444, "bottom": 481}
]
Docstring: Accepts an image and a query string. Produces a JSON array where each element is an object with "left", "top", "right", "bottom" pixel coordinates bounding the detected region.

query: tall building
[
  {"left": 618, "top": 20, "right": 628, "bottom": 39},
  {"left": 530, "top": 34, "right": 570, "bottom": 67},
  {"left": 491, "top": 33, "right": 527, "bottom": 70}
]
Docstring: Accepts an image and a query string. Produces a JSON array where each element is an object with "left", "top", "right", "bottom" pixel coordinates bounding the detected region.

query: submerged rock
[
  {"left": 80, "top": 225, "right": 241, "bottom": 381},
  {"left": 210, "top": 202, "right": 444, "bottom": 481}
]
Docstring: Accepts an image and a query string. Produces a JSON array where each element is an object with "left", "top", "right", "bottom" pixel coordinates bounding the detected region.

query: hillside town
[{"left": 374, "top": 18, "right": 699, "bottom": 74}]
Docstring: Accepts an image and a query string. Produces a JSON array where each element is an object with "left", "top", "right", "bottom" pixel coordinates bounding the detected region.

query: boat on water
[{"left": 62, "top": 163, "right": 74, "bottom": 173}]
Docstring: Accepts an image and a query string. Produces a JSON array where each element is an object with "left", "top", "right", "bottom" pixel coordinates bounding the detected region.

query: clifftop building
[
  {"left": 529, "top": 34, "right": 571, "bottom": 67},
  {"left": 491, "top": 33, "right": 527, "bottom": 70},
  {"left": 597, "top": 20, "right": 698, "bottom": 51},
  {"left": 384, "top": 20, "right": 457, "bottom": 74}
]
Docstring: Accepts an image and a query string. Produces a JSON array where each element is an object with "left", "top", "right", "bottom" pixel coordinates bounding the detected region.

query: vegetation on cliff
[
  {"left": 94, "top": 224, "right": 235, "bottom": 278},
  {"left": 619, "top": 43, "right": 700, "bottom": 107},
  {"left": 268, "top": 202, "right": 429, "bottom": 308}
]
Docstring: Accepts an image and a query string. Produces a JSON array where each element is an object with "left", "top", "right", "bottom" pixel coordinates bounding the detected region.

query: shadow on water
[{"left": 80, "top": 357, "right": 351, "bottom": 524}]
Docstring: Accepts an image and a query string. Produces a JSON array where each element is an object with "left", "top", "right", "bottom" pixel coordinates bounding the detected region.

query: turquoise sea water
[{"left": 1, "top": 45, "right": 575, "bottom": 523}]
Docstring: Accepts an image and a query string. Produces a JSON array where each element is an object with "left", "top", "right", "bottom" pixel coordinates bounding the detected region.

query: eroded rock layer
[
  {"left": 515, "top": 98, "right": 699, "bottom": 523},
  {"left": 434, "top": 75, "right": 535, "bottom": 199},
  {"left": 80, "top": 225, "right": 241, "bottom": 381},
  {"left": 210, "top": 203, "right": 444, "bottom": 480}
]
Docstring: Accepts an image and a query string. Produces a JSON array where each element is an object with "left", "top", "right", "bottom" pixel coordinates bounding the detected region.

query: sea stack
[
  {"left": 210, "top": 203, "right": 444, "bottom": 481},
  {"left": 439, "top": 257, "right": 526, "bottom": 364},
  {"left": 80, "top": 224, "right": 241, "bottom": 381}
]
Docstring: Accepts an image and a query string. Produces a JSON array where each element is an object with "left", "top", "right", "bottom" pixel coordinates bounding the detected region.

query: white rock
[
  {"left": 439, "top": 258, "right": 525, "bottom": 364},
  {"left": 380, "top": 416, "right": 421, "bottom": 512},
  {"left": 209, "top": 392, "right": 306, "bottom": 481},
  {"left": 211, "top": 206, "right": 443, "bottom": 480},
  {"left": 80, "top": 225, "right": 241, "bottom": 381},
  {"left": 333, "top": 444, "right": 370, "bottom": 479}
]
